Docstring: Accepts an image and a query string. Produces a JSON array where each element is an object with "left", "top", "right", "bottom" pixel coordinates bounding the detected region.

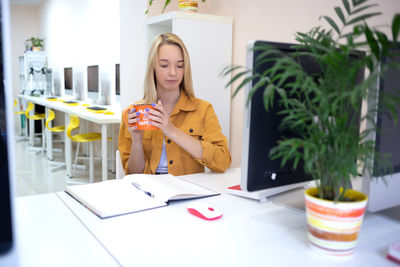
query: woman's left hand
[{"left": 148, "top": 100, "right": 176, "bottom": 137}]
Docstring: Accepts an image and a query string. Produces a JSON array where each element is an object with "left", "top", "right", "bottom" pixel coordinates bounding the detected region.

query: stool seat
[
  {"left": 67, "top": 115, "right": 111, "bottom": 183},
  {"left": 46, "top": 109, "right": 65, "bottom": 133},
  {"left": 45, "top": 109, "right": 66, "bottom": 170},
  {"left": 49, "top": 125, "right": 66, "bottom": 132},
  {"left": 29, "top": 113, "right": 46, "bottom": 120},
  {"left": 72, "top": 132, "right": 101, "bottom": 143},
  {"left": 13, "top": 99, "right": 28, "bottom": 140},
  {"left": 13, "top": 99, "right": 24, "bottom": 115},
  {"left": 25, "top": 102, "right": 46, "bottom": 153}
]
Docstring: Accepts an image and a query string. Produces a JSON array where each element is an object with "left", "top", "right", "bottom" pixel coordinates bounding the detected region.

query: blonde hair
[{"left": 143, "top": 33, "right": 195, "bottom": 103}]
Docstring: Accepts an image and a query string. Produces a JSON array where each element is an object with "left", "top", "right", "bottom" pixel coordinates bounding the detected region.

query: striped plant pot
[
  {"left": 304, "top": 187, "right": 368, "bottom": 256},
  {"left": 178, "top": 0, "right": 199, "bottom": 12}
]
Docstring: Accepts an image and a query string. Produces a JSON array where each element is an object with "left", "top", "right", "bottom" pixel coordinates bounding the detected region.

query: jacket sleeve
[
  {"left": 118, "top": 109, "right": 132, "bottom": 174},
  {"left": 118, "top": 106, "right": 151, "bottom": 175},
  {"left": 196, "top": 104, "right": 231, "bottom": 172}
]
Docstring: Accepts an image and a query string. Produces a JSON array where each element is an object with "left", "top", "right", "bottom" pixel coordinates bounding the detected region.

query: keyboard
[
  {"left": 87, "top": 106, "right": 107, "bottom": 111},
  {"left": 64, "top": 100, "right": 78, "bottom": 104}
]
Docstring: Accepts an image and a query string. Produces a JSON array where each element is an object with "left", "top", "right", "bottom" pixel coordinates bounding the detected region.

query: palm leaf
[
  {"left": 350, "top": 4, "right": 378, "bottom": 16},
  {"left": 364, "top": 24, "right": 380, "bottom": 59},
  {"left": 342, "top": 0, "right": 351, "bottom": 15},
  {"left": 392, "top": 14, "right": 400, "bottom": 41},
  {"left": 322, "top": 16, "right": 341, "bottom": 35},
  {"left": 162, "top": 0, "right": 171, "bottom": 13},
  {"left": 346, "top": 12, "right": 382, "bottom": 25},
  {"left": 352, "top": 0, "right": 368, "bottom": 7},
  {"left": 335, "top": 7, "right": 346, "bottom": 25}
]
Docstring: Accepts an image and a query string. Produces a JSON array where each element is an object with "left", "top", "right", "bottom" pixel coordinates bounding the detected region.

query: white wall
[
  {"left": 120, "top": 0, "right": 147, "bottom": 110},
  {"left": 12, "top": 0, "right": 120, "bottom": 104},
  {"left": 11, "top": 0, "right": 400, "bottom": 169},
  {"left": 148, "top": 0, "right": 400, "bottom": 168},
  {"left": 10, "top": 5, "right": 39, "bottom": 96}
]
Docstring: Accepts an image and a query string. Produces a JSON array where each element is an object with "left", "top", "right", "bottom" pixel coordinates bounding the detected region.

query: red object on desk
[
  {"left": 228, "top": 185, "right": 241, "bottom": 190},
  {"left": 388, "top": 241, "right": 400, "bottom": 264}
]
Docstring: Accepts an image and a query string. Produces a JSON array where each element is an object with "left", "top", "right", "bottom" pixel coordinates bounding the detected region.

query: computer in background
[
  {"left": 61, "top": 67, "right": 80, "bottom": 103},
  {"left": 361, "top": 42, "right": 400, "bottom": 219},
  {"left": 115, "top": 63, "right": 120, "bottom": 103},
  {"left": 229, "top": 40, "right": 364, "bottom": 204},
  {"left": 44, "top": 67, "right": 54, "bottom": 96},
  {"left": 63, "top": 67, "right": 73, "bottom": 97},
  {"left": 87, "top": 65, "right": 106, "bottom": 105},
  {"left": 0, "top": 0, "right": 19, "bottom": 265}
]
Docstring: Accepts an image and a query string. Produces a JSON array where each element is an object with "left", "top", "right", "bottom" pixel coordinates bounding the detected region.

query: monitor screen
[
  {"left": 64, "top": 67, "right": 73, "bottom": 90},
  {"left": 362, "top": 42, "right": 400, "bottom": 213},
  {"left": 87, "top": 65, "right": 99, "bottom": 93},
  {"left": 116, "top": 63, "right": 120, "bottom": 96},
  {"left": 241, "top": 41, "right": 313, "bottom": 193},
  {"left": 374, "top": 42, "right": 400, "bottom": 176},
  {"left": 242, "top": 40, "right": 364, "bottom": 194}
]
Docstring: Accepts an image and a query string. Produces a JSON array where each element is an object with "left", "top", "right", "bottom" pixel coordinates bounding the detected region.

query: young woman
[{"left": 118, "top": 33, "right": 231, "bottom": 176}]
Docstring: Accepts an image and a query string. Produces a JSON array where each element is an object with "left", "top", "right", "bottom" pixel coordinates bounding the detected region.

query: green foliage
[
  {"left": 25, "top": 37, "right": 44, "bottom": 48},
  {"left": 221, "top": 0, "right": 400, "bottom": 202}
]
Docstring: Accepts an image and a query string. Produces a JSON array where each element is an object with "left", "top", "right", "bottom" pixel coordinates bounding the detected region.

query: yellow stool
[
  {"left": 67, "top": 115, "right": 108, "bottom": 183},
  {"left": 46, "top": 109, "right": 66, "bottom": 170},
  {"left": 46, "top": 109, "right": 65, "bottom": 133},
  {"left": 13, "top": 99, "right": 27, "bottom": 139},
  {"left": 25, "top": 102, "right": 46, "bottom": 153}
]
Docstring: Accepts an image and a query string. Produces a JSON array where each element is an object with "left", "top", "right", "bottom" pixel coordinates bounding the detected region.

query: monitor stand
[
  {"left": 374, "top": 205, "right": 400, "bottom": 223},
  {"left": 226, "top": 181, "right": 311, "bottom": 203},
  {"left": 270, "top": 187, "right": 307, "bottom": 212}
]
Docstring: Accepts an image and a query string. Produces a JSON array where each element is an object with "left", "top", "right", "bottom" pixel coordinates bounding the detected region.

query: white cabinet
[
  {"left": 21, "top": 51, "right": 47, "bottom": 94},
  {"left": 147, "top": 12, "right": 233, "bottom": 142}
]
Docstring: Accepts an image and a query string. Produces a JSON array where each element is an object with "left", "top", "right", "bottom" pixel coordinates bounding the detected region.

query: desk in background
[
  {"left": 17, "top": 94, "right": 121, "bottom": 181},
  {"left": 15, "top": 168, "right": 399, "bottom": 267}
]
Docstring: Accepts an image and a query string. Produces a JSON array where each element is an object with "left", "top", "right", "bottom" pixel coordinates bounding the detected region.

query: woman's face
[{"left": 154, "top": 44, "right": 184, "bottom": 93}]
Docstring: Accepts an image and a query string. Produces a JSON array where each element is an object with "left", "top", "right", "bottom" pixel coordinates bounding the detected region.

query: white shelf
[
  {"left": 147, "top": 11, "right": 233, "bottom": 25},
  {"left": 146, "top": 12, "right": 233, "bottom": 141}
]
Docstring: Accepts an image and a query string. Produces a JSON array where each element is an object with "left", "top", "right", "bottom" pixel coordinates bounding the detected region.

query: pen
[{"left": 132, "top": 182, "right": 154, "bottom": 198}]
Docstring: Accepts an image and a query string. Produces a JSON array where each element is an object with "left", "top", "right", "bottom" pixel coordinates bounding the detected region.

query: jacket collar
[{"left": 170, "top": 89, "right": 196, "bottom": 116}]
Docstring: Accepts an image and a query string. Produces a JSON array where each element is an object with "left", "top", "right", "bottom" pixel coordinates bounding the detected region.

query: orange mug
[{"left": 124, "top": 104, "right": 158, "bottom": 130}]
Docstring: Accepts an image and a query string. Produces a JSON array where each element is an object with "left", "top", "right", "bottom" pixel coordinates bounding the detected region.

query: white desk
[
  {"left": 18, "top": 94, "right": 121, "bottom": 181},
  {"left": 15, "top": 194, "right": 120, "bottom": 267},
  {"left": 51, "top": 168, "right": 399, "bottom": 267}
]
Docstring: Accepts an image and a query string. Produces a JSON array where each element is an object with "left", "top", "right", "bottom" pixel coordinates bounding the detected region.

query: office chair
[
  {"left": 45, "top": 109, "right": 66, "bottom": 171},
  {"left": 25, "top": 102, "right": 46, "bottom": 154},
  {"left": 67, "top": 115, "right": 110, "bottom": 183}
]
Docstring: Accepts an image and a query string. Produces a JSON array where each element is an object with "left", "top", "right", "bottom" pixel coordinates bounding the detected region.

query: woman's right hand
[{"left": 126, "top": 108, "right": 143, "bottom": 140}]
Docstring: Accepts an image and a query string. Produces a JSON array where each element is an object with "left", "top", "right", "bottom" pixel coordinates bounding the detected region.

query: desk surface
[
  {"left": 54, "top": 168, "right": 400, "bottom": 267},
  {"left": 18, "top": 94, "right": 122, "bottom": 124},
  {"left": 15, "top": 194, "right": 120, "bottom": 267}
]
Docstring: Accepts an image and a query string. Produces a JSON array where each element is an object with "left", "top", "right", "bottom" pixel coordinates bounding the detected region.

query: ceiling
[{"left": 10, "top": 0, "right": 44, "bottom": 6}]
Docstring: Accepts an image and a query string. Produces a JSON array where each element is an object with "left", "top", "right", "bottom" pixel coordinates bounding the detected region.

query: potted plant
[
  {"left": 145, "top": 0, "right": 206, "bottom": 14},
  {"left": 26, "top": 37, "right": 44, "bottom": 51},
  {"left": 222, "top": 0, "right": 400, "bottom": 256}
]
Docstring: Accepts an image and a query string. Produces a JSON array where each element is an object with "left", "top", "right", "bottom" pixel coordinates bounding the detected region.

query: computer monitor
[
  {"left": 63, "top": 67, "right": 73, "bottom": 96},
  {"left": 241, "top": 40, "right": 365, "bottom": 201},
  {"left": 87, "top": 65, "right": 100, "bottom": 103},
  {"left": 361, "top": 42, "right": 400, "bottom": 212},
  {"left": 0, "top": 0, "right": 19, "bottom": 265},
  {"left": 116, "top": 63, "right": 120, "bottom": 95},
  {"left": 240, "top": 41, "right": 314, "bottom": 198},
  {"left": 115, "top": 63, "right": 120, "bottom": 103}
]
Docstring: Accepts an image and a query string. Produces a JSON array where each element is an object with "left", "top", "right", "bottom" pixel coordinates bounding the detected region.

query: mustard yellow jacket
[{"left": 118, "top": 90, "right": 231, "bottom": 176}]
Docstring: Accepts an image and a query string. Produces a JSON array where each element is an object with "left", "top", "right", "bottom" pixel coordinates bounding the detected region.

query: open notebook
[{"left": 65, "top": 174, "right": 219, "bottom": 219}]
